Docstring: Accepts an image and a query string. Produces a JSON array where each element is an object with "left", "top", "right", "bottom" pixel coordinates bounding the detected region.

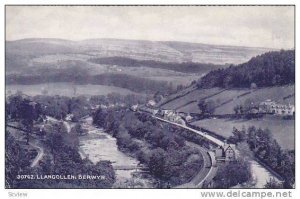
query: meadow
[
  {"left": 6, "top": 83, "right": 140, "bottom": 97},
  {"left": 161, "top": 85, "right": 295, "bottom": 115},
  {"left": 191, "top": 116, "right": 294, "bottom": 150}
]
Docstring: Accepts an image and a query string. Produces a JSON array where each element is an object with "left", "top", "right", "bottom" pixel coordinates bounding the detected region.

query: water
[
  {"left": 235, "top": 150, "right": 281, "bottom": 188},
  {"left": 79, "top": 117, "right": 153, "bottom": 188},
  {"left": 249, "top": 160, "right": 281, "bottom": 188}
]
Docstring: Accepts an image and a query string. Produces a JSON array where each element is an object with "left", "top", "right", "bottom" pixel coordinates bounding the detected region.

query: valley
[{"left": 5, "top": 38, "right": 295, "bottom": 189}]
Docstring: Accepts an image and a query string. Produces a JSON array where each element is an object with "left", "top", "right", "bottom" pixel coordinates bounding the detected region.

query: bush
[{"left": 214, "top": 158, "right": 251, "bottom": 188}]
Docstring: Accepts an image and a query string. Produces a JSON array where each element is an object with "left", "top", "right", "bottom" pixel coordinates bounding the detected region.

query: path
[{"left": 29, "top": 141, "right": 44, "bottom": 167}]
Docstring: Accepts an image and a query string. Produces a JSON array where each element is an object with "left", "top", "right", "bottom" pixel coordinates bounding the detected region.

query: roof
[{"left": 223, "top": 144, "right": 236, "bottom": 152}]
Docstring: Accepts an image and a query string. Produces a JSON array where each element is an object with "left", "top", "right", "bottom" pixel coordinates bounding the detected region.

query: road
[
  {"left": 153, "top": 116, "right": 224, "bottom": 146},
  {"left": 149, "top": 115, "right": 217, "bottom": 188},
  {"left": 152, "top": 115, "right": 282, "bottom": 188},
  {"left": 46, "top": 116, "right": 72, "bottom": 133},
  {"left": 63, "top": 121, "right": 71, "bottom": 133},
  {"left": 6, "top": 125, "right": 45, "bottom": 167},
  {"left": 29, "top": 141, "right": 44, "bottom": 167},
  {"left": 188, "top": 142, "right": 217, "bottom": 187},
  {"left": 176, "top": 142, "right": 217, "bottom": 188}
]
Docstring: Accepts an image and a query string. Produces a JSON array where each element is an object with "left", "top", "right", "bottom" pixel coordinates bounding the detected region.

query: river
[
  {"left": 249, "top": 160, "right": 281, "bottom": 188},
  {"left": 78, "top": 117, "right": 154, "bottom": 188},
  {"left": 233, "top": 150, "right": 281, "bottom": 188}
]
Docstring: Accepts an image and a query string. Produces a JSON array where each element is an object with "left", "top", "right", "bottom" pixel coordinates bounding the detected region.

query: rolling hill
[
  {"left": 198, "top": 50, "right": 295, "bottom": 88},
  {"left": 157, "top": 49, "right": 295, "bottom": 150},
  {"left": 6, "top": 38, "right": 273, "bottom": 70},
  {"left": 159, "top": 49, "right": 295, "bottom": 114},
  {"left": 6, "top": 38, "right": 274, "bottom": 96}
]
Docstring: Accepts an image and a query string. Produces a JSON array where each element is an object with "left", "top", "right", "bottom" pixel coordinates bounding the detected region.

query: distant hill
[
  {"left": 198, "top": 50, "right": 295, "bottom": 88},
  {"left": 88, "top": 56, "right": 226, "bottom": 73},
  {"left": 6, "top": 38, "right": 273, "bottom": 67},
  {"left": 5, "top": 38, "right": 276, "bottom": 95}
]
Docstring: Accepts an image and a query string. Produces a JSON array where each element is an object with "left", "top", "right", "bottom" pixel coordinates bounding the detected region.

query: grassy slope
[
  {"left": 191, "top": 117, "right": 295, "bottom": 150},
  {"left": 160, "top": 87, "right": 221, "bottom": 110},
  {"left": 214, "top": 85, "right": 294, "bottom": 114},
  {"left": 160, "top": 85, "right": 295, "bottom": 150},
  {"left": 161, "top": 85, "right": 294, "bottom": 114}
]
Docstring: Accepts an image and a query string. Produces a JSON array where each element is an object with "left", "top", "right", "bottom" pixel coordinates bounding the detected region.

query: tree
[
  {"left": 250, "top": 82, "right": 257, "bottom": 89},
  {"left": 243, "top": 98, "right": 255, "bottom": 114},
  {"left": 153, "top": 91, "right": 163, "bottom": 103},
  {"left": 264, "top": 178, "right": 283, "bottom": 188},
  {"left": 247, "top": 126, "right": 257, "bottom": 150},
  {"left": 233, "top": 105, "right": 243, "bottom": 114},
  {"left": 197, "top": 100, "right": 215, "bottom": 115},
  {"left": 230, "top": 127, "right": 247, "bottom": 143},
  {"left": 71, "top": 123, "right": 86, "bottom": 136},
  {"left": 214, "top": 158, "right": 251, "bottom": 188},
  {"left": 93, "top": 108, "right": 106, "bottom": 127},
  {"left": 115, "top": 125, "right": 131, "bottom": 149},
  {"left": 148, "top": 148, "right": 167, "bottom": 178},
  {"left": 233, "top": 105, "right": 240, "bottom": 114},
  {"left": 19, "top": 99, "right": 36, "bottom": 144}
]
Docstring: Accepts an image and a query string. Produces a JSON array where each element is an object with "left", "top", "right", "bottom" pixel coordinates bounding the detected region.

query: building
[
  {"left": 215, "top": 143, "right": 236, "bottom": 162},
  {"left": 258, "top": 99, "right": 276, "bottom": 113},
  {"left": 185, "top": 114, "right": 193, "bottom": 122},
  {"left": 272, "top": 104, "right": 294, "bottom": 116},
  {"left": 259, "top": 99, "right": 294, "bottom": 116},
  {"left": 65, "top": 114, "right": 74, "bottom": 121},
  {"left": 161, "top": 109, "right": 185, "bottom": 125},
  {"left": 130, "top": 104, "right": 139, "bottom": 112},
  {"left": 146, "top": 100, "right": 156, "bottom": 107},
  {"left": 224, "top": 144, "right": 236, "bottom": 161}
]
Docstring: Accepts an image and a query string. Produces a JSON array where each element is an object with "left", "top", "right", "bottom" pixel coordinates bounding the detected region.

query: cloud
[{"left": 6, "top": 6, "right": 294, "bottom": 49}]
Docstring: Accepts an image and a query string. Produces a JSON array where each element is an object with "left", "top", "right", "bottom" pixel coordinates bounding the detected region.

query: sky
[{"left": 6, "top": 6, "right": 294, "bottom": 49}]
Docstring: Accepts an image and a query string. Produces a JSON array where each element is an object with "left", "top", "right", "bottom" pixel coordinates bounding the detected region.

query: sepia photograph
[{"left": 4, "top": 5, "right": 295, "bottom": 191}]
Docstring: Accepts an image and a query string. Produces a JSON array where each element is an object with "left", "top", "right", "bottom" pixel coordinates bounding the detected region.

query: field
[
  {"left": 6, "top": 83, "right": 140, "bottom": 97},
  {"left": 191, "top": 116, "right": 294, "bottom": 150},
  {"left": 161, "top": 85, "right": 295, "bottom": 115},
  {"left": 146, "top": 74, "right": 199, "bottom": 87},
  {"left": 214, "top": 85, "right": 295, "bottom": 114},
  {"left": 161, "top": 87, "right": 221, "bottom": 110}
]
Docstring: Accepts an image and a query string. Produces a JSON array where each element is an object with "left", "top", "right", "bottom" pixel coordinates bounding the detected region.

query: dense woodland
[
  {"left": 89, "top": 56, "right": 226, "bottom": 73},
  {"left": 198, "top": 50, "right": 295, "bottom": 88}
]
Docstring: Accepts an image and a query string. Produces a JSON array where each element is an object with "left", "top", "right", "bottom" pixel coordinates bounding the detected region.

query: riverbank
[{"left": 78, "top": 117, "right": 154, "bottom": 188}]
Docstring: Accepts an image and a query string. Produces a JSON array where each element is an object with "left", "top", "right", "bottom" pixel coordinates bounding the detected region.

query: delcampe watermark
[{"left": 200, "top": 190, "right": 293, "bottom": 199}]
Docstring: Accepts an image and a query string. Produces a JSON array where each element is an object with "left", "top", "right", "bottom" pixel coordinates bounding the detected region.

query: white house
[
  {"left": 147, "top": 100, "right": 156, "bottom": 107},
  {"left": 259, "top": 99, "right": 294, "bottom": 116},
  {"left": 215, "top": 143, "right": 236, "bottom": 162}
]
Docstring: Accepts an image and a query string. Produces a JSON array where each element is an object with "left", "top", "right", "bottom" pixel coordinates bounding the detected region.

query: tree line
[
  {"left": 198, "top": 50, "right": 295, "bottom": 88},
  {"left": 89, "top": 56, "right": 226, "bottom": 74},
  {"left": 93, "top": 108, "right": 203, "bottom": 187}
]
